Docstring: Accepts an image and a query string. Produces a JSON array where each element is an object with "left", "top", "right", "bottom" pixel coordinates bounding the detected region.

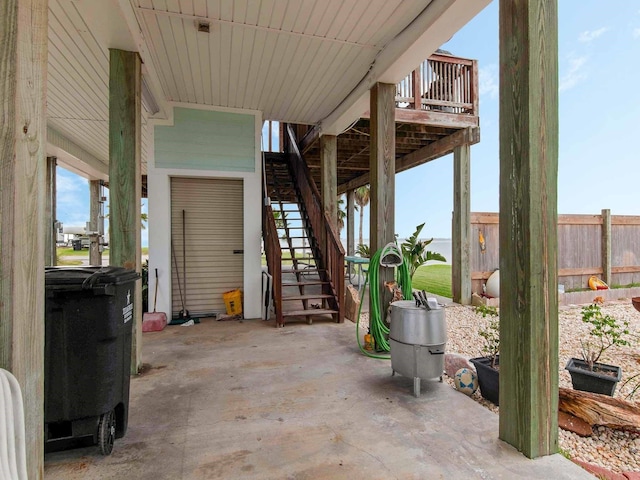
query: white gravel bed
[{"left": 358, "top": 301, "right": 640, "bottom": 472}]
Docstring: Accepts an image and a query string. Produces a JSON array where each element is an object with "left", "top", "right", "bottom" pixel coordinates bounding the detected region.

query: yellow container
[{"left": 223, "top": 289, "right": 243, "bottom": 315}]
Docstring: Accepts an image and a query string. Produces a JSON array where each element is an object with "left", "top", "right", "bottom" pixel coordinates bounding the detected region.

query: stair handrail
[
  {"left": 263, "top": 203, "right": 283, "bottom": 326},
  {"left": 285, "top": 124, "right": 344, "bottom": 322}
]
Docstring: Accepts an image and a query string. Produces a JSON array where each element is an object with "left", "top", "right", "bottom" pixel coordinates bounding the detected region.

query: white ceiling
[{"left": 45, "top": 0, "right": 489, "bottom": 179}]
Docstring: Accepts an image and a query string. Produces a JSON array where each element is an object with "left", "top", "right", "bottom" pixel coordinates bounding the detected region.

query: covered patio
[{"left": 44, "top": 319, "right": 590, "bottom": 479}]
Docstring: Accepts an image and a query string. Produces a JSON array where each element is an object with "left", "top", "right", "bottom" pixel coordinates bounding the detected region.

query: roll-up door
[{"left": 170, "top": 177, "right": 243, "bottom": 317}]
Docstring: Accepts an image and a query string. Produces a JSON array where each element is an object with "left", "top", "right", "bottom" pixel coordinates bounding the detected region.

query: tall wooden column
[
  {"left": 89, "top": 180, "right": 103, "bottom": 266},
  {"left": 320, "top": 134, "right": 338, "bottom": 228},
  {"left": 601, "top": 209, "right": 612, "bottom": 285},
  {"left": 347, "top": 190, "right": 355, "bottom": 256},
  {"left": 369, "top": 83, "right": 396, "bottom": 315},
  {"left": 452, "top": 143, "right": 471, "bottom": 304},
  {"left": 45, "top": 156, "right": 57, "bottom": 266},
  {"left": 109, "top": 49, "right": 142, "bottom": 374},
  {"left": 499, "top": 0, "right": 559, "bottom": 458},
  {"left": 0, "top": 1, "right": 48, "bottom": 477}
]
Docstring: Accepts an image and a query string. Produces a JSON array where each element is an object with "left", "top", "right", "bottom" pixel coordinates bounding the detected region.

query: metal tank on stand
[{"left": 389, "top": 299, "right": 447, "bottom": 397}]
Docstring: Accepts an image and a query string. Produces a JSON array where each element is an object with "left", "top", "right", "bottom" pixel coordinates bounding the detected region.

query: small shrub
[
  {"left": 474, "top": 305, "right": 499, "bottom": 368},
  {"left": 579, "top": 303, "right": 631, "bottom": 371}
]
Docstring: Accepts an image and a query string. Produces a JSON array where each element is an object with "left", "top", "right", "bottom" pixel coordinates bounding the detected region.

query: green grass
[
  {"left": 57, "top": 246, "right": 149, "bottom": 256},
  {"left": 411, "top": 264, "right": 452, "bottom": 299}
]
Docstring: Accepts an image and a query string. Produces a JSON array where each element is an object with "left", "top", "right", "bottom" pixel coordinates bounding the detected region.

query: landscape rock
[
  {"left": 623, "top": 472, "right": 640, "bottom": 480},
  {"left": 558, "top": 411, "right": 593, "bottom": 437},
  {"left": 444, "top": 353, "right": 474, "bottom": 378},
  {"left": 572, "top": 459, "right": 626, "bottom": 480}
]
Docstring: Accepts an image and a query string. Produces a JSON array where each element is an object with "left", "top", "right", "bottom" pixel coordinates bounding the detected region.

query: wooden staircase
[{"left": 263, "top": 145, "right": 344, "bottom": 326}]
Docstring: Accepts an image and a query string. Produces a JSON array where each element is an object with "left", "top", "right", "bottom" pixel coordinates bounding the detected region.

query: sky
[{"left": 56, "top": 1, "right": 640, "bottom": 245}]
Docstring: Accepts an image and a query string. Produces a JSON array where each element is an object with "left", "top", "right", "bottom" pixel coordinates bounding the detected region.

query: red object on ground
[
  {"left": 142, "top": 312, "right": 167, "bottom": 332},
  {"left": 572, "top": 460, "right": 626, "bottom": 480}
]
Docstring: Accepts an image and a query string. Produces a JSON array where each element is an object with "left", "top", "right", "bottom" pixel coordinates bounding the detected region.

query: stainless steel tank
[{"left": 389, "top": 300, "right": 446, "bottom": 397}]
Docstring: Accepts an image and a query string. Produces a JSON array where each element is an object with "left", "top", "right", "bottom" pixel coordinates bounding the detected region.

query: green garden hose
[{"left": 355, "top": 245, "right": 412, "bottom": 359}]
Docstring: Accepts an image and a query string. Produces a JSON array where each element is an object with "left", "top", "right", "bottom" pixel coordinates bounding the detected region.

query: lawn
[{"left": 411, "top": 264, "right": 452, "bottom": 299}]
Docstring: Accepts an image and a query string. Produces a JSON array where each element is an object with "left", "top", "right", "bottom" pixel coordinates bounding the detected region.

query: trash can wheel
[{"left": 98, "top": 409, "right": 116, "bottom": 455}]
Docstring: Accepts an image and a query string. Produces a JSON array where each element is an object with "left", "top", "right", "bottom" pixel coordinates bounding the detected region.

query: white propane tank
[{"left": 485, "top": 270, "right": 500, "bottom": 298}]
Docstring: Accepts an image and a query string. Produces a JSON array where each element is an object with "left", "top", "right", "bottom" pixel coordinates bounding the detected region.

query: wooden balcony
[{"left": 296, "top": 53, "right": 480, "bottom": 193}]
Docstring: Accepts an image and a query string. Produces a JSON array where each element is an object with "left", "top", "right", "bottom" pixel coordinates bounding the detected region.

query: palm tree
[
  {"left": 354, "top": 185, "right": 370, "bottom": 247},
  {"left": 337, "top": 195, "right": 346, "bottom": 234}
]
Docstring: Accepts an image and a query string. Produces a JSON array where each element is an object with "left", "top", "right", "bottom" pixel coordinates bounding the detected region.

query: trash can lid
[{"left": 45, "top": 266, "right": 139, "bottom": 287}]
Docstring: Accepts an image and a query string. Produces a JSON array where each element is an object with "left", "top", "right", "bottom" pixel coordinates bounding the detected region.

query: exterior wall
[{"left": 148, "top": 104, "right": 262, "bottom": 319}]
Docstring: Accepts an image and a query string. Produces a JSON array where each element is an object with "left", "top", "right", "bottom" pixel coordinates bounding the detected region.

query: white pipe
[{"left": 0, "top": 369, "right": 27, "bottom": 480}]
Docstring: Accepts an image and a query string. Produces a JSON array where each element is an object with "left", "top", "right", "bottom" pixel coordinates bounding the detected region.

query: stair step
[
  {"left": 289, "top": 268, "right": 324, "bottom": 274},
  {"left": 282, "top": 294, "right": 333, "bottom": 301},
  {"left": 282, "top": 280, "right": 328, "bottom": 286},
  {"left": 282, "top": 309, "right": 338, "bottom": 317}
]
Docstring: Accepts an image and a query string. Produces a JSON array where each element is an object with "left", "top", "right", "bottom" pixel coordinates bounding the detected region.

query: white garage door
[{"left": 171, "top": 177, "right": 243, "bottom": 317}]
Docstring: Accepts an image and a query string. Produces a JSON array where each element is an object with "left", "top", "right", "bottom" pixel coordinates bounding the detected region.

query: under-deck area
[{"left": 44, "top": 320, "right": 589, "bottom": 479}]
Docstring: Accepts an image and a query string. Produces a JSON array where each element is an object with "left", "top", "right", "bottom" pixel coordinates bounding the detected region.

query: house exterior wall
[{"left": 148, "top": 104, "right": 262, "bottom": 319}]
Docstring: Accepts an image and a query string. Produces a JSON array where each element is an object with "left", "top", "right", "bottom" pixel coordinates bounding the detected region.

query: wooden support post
[
  {"left": 347, "top": 190, "right": 355, "bottom": 256},
  {"left": 0, "top": 1, "right": 48, "bottom": 477},
  {"left": 89, "top": 180, "right": 103, "bottom": 266},
  {"left": 320, "top": 134, "right": 338, "bottom": 228},
  {"left": 369, "top": 83, "right": 396, "bottom": 316},
  {"left": 109, "top": 49, "right": 143, "bottom": 374},
  {"left": 499, "top": 0, "right": 559, "bottom": 458},
  {"left": 452, "top": 142, "right": 471, "bottom": 305},
  {"left": 601, "top": 209, "right": 611, "bottom": 286},
  {"left": 45, "top": 156, "right": 57, "bottom": 266},
  {"left": 412, "top": 67, "right": 422, "bottom": 111}
]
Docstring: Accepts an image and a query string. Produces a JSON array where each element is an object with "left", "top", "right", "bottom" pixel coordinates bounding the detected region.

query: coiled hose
[
  {"left": 355, "top": 246, "right": 412, "bottom": 359},
  {"left": 0, "top": 369, "right": 27, "bottom": 480}
]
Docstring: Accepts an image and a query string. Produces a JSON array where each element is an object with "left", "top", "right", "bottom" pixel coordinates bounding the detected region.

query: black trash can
[
  {"left": 71, "top": 239, "right": 82, "bottom": 251},
  {"left": 44, "top": 266, "right": 139, "bottom": 455}
]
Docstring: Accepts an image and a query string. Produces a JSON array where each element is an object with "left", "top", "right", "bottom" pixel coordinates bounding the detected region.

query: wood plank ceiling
[
  {"left": 46, "top": 0, "right": 437, "bottom": 178},
  {"left": 133, "top": 0, "right": 432, "bottom": 124}
]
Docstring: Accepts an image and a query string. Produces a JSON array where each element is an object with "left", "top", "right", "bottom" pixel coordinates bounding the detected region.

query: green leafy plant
[
  {"left": 400, "top": 223, "right": 446, "bottom": 279},
  {"left": 579, "top": 303, "right": 631, "bottom": 371},
  {"left": 356, "top": 243, "right": 370, "bottom": 258},
  {"left": 142, "top": 259, "right": 149, "bottom": 313},
  {"left": 475, "top": 305, "right": 499, "bottom": 368}
]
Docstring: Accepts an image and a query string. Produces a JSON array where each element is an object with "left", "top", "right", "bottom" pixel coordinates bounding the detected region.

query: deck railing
[
  {"left": 263, "top": 203, "right": 283, "bottom": 325},
  {"left": 396, "top": 53, "right": 478, "bottom": 116},
  {"left": 285, "top": 124, "right": 345, "bottom": 322}
]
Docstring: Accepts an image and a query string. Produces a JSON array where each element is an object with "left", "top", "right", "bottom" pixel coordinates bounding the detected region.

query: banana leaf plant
[{"left": 400, "top": 223, "right": 446, "bottom": 278}]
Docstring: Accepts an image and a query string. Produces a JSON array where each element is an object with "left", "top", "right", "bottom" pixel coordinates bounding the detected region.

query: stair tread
[
  {"left": 282, "top": 308, "right": 338, "bottom": 317},
  {"left": 282, "top": 294, "right": 333, "bottom": 301},
  {"left": 283, "top": 281, "right": 328, "bottom": 286}
]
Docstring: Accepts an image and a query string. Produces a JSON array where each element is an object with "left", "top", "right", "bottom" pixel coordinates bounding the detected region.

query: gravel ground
[{"left": 360, "top": 301, "right": 640, "bottom": 473}]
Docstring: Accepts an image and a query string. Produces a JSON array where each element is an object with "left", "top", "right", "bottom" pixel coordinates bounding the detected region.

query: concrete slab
[{"left": 44, "top": 318, "right": 594, "bottom": 479}]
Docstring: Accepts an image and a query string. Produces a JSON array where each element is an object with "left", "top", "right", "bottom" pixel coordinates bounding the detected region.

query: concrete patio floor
[{"left": 44, "top": 316, "right": 593, "bottom": 479}]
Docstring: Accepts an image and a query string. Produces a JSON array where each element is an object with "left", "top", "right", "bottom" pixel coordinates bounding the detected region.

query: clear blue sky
[{"left": 57, "top": 1, "right": 640, "bottom": 245}]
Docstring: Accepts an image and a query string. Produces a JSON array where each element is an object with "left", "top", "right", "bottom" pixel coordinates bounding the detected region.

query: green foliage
[
  {"left": 475, "top": 305, "right": 499, "bottom": 368},
  {"left": 400, "top": 223, "right": 446, "bottom": 279},
  {"left": 579, "top": 303, "right": 631, "bottom": 371},
  {"left": 356, "top": 243, "right": 370, "bottom": 258}
]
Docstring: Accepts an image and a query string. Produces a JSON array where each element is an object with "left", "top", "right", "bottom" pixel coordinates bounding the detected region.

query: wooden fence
[{"left": 470, "top": 210, "right": 640, "bottom": 294}]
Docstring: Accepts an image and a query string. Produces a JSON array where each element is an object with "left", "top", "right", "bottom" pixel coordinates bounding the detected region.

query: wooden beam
[
  {"left": 498, "top": 0, "right": 559, "bottom": 458},
  {"left": 320, "top": 135, "right": 338, "bottom": 229},
  {"left": 361, "top": 109, "right": 479, "bottom": 129},
  {"left": 452, "top": 144, "right": 471, "bottom": 305},
  {"left": 369, "top": 83, "right": 396, "bottom": 316},
  {"left": 89, "top": 180, "right": 102, "bottom": 266},
  {"left": 347, "top": 190, "right": 355, "bottom": 256},
  {"left": 45, "top": 156, "right": 57, "bottom": 266},
  {"left": 602, "top": 209, "right": 611, "bottom": 285},
  {"left": 300, "top": 125, "right": 320, "bottom": 155},
  {"left": 109, "top": 49, "right": 143, "bottom": 374},
  {"left": 0, "top": 1, "right": 48, "bottom": 477},
  {"left": 397, "top": 127, "right": 479, "bottom": 173},
  {"left": 338, "top": 127, "right": 480, "bottom": 194}
]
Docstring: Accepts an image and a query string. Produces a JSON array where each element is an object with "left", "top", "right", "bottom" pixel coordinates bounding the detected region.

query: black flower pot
[
  {"left": 470, "top": 355, "right": 499, "bottom": 405},
  {"left": 565, "top": 357, "right": 622, "bottom": 396}
]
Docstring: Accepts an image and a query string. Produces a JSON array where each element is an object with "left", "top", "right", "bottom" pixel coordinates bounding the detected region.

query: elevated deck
[{"left": 292, "top": 53, "right": 480, "bottom": 192}]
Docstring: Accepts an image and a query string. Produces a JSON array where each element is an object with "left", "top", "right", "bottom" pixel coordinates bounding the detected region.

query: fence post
[{"left": 602, "top": 209, "right": 611, "bottom": 285}]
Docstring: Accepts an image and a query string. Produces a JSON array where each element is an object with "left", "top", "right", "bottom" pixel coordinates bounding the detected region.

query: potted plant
[
  {"left": 565, "top": 302, "right": 631, "bottom": 396},
  {"left": 470, "top": 305, "right": 500, "bottom": 405}
]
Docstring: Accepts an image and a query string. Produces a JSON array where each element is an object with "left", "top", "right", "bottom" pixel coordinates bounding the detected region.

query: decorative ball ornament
[{"left": 454, "top": 368, "right": 478, "bottom": 396}]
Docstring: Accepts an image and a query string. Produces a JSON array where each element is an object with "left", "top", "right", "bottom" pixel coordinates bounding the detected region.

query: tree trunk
[
  {"left": 558, "top": 387, "right": 640, "bottom": 431},
  {"left": 358, "top": 206, "right": 364, "bottom": 247}
]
